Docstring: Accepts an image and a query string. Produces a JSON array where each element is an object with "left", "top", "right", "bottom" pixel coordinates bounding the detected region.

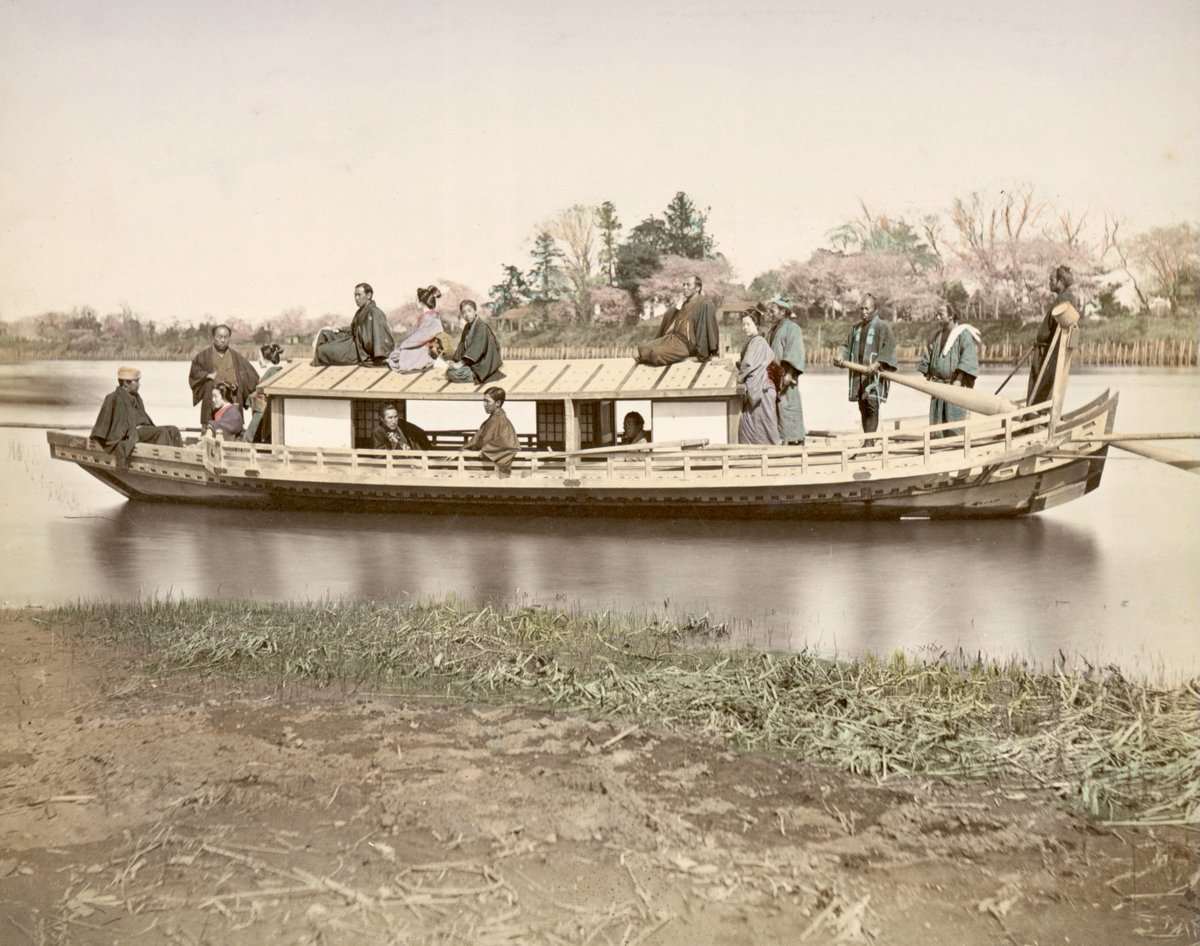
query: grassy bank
[{"left": 46, "top": 599, "right": 1198, "bottom": 825}]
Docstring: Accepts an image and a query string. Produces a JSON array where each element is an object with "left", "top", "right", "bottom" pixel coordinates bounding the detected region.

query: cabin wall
[
  {"left": 279, "top": 398, "right": 353, "bottom": 448},
  {"left": 651, "top": 401, "right": 732, "bottom": 446}
]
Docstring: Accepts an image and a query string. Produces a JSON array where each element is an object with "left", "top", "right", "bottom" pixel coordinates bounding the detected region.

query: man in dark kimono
[
  {"left": 312, "top": 282, "right": 395, "bottom": 367},
  {"left": 464, "top": 386, "right": 520, "bottom": 476},
  {"left": 188, "top": 324, "right": 259, "bottom": 427},
  {"left": 834, "top": 293, "right": 897, "bottom": 433},
  {"left": 370, "top": 404, "right": 431, "bottom": 451},
  {"left": 1027, "top": 265, "right": 1077, "bottom": 405},
  {"left": 636, "top": 275, "right": 719, "bottom": 366},
  {"left": 446, "top": 300, "right": 503, "bottom": 384},
  {"left": 91, "top": 366, "right": 183, "bottom": 465}
]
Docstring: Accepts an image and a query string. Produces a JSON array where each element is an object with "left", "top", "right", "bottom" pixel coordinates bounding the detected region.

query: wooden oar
[
  {"left": 838, "top": 360, "right": 1018, "bottom": 416},
  {"left": 1109, "top": 440, "right": 1200, "bottom": 474}
]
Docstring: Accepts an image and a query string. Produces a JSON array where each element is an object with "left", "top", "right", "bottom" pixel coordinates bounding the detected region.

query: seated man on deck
[
  {"left": 91, "top": 366, "right": 183, "bottom": 465},
  {"left": 371, "top": 403, "right": 431, "bottom": 451},
  {"left": 635, "top": 274, "right": 719, "bottom": 367},
  {"left": 463, "top": 386, "right": 519, "bottom": 477},
  {"left": 446, "top": 300, "right": 503, "bottom": 384}
]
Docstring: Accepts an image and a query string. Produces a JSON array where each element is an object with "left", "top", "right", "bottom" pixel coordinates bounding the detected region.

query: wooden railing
[{"left": 198, "top": 396, "right": 1114, "bottom": 487}]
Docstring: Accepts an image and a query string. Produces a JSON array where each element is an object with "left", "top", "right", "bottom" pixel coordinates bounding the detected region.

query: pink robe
[{"left": 388, "top": 311, "right": 445, "bottom": 372}]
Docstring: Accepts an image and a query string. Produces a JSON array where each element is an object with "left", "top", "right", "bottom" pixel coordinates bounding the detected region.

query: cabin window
[
  {"left": 352, "top": 399, "right": 405, "bottom": 448},
  {"left": 578, "top": 400, "right": 615, "bottom": 449},
  {"left": 536, "top": 402, "right": 565, "bottom": 451}
]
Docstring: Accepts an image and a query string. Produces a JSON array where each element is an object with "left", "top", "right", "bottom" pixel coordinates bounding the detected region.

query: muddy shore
[{"left": 1, "top": 612, "right": 1196, "bottom": 945}]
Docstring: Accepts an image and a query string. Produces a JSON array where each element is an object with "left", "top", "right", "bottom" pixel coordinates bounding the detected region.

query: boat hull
[{"left": 49, "top": 391, "right": 1119, "bottom": 520}]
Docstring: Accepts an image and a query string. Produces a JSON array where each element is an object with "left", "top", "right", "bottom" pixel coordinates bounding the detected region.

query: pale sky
[{"left": 1, "top": 0, "right": 1196, "bottom": 325}]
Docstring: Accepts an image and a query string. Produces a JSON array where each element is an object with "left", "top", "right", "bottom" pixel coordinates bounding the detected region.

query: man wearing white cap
[{"left": 90, "top": 366, "right": 183, "bottom": 465}]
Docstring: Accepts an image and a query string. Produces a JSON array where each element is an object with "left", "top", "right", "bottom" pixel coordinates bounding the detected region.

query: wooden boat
[{"left": 46, "top": 344, "right": 1122, "bottom": 519}]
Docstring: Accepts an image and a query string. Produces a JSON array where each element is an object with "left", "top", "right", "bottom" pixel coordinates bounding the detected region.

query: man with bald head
[{"left": 188, "top": 324, "right": 259, "bottom": 426}]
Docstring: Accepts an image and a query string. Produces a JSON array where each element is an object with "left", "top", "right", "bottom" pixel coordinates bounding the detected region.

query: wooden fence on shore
[{"left": 504, "top": 337, "right": 1199, "bottom": 368}]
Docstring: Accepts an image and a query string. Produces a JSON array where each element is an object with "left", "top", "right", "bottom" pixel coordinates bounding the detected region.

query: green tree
[
  {"left": 662, "top": 191, "right": 714, "bottom": 259},
  {"left": 526, "top": 231, "right": 566, "bottom": 304},
  {"left": 595, "top": 201, "right": 622, "bottom": 287},
  {"left": 489, "top": 264, "right": 531, "bottom": 315}
]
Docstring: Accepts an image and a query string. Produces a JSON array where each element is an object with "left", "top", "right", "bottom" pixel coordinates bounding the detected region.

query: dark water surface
[{"left": 2, "top": 360, "right": 1197, "bottom": 680}]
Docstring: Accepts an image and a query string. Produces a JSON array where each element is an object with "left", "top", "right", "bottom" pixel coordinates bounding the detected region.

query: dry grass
[{"left": 50, "top": 598, "right": 1200, "bottom": 825}]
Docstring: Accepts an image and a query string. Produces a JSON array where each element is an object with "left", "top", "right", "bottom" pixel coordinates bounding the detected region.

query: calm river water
[{"left": 2, "top": 360, "right": 1197, "bottom": 680}]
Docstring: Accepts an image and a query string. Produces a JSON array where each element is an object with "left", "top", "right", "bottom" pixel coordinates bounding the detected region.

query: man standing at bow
[
  {"left": 188, "top": 324, "right": 259, "bottom": 427},
  {"left": 635, "top": 274, "right": 719, "bottom": 366}
]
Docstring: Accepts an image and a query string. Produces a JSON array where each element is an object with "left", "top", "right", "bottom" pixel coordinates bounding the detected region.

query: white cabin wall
[
  {"left": 651, "top": 401, "right": 731, "bottom": 445},
  {"left": 406, "top": 400, "right": 536, "bottom": 434},
  {"left": 281, "top": 398, "right": 352, "bottom": 448}
]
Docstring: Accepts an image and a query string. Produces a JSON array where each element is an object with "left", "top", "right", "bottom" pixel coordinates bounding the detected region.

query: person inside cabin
[
  {"left": 388, "top": 285, "right": 445, "bottom": 373},
  {"left": 463, "top": 386, "right": 519, "bottom": 477},
  {"left": 312, "top": 282, "right": 395, "bottom": 367},
  {"left": 767, "top": 298, "right": 806, "bottom": 445},
  {"left": 620, "top": 411, "right": 649, "bottom": 445},
  {"left": 91, "top": 366, "right": 183, "bottom": 466},
  {"left": 736, "top": 308, "right": 780, "bottom": 445},
  {"left": 833, "top": 292, "right": 897, "bottom": 433},
  {"left": 205, "top": 381, "right": 245, "bottom": 440},
  {"left": 188, "top": 324, "right": 259, "bottom": 427},
  {"left": 635, "top": 274, "right": 719, "bottom": 367},
  {"left": 370, "top": 403, "right": 431, "bottom": 451},
  {"left": 245, "top": 343, "right": 287, "bottom": 443},
  {"left": 446, "top": 300, "right": 503, "bottom": 384},
  {"left": 1027, "top": 265, "right": 1078, "bottom": 405},
  {"left": 916, "top": 302, "right": 980, "bottom": 438}
]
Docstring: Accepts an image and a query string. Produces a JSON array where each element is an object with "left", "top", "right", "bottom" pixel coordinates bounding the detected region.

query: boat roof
[{"left": 261, "top": 357, "right": 739, "bottom": 402}]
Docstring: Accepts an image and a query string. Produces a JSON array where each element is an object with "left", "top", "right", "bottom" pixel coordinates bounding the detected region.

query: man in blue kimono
[
  {"left": 916, "top": 302, "right": 980, "bottom": 437},
  {"left": 834, "top": 293, "right": 897, "bottom": 433}
]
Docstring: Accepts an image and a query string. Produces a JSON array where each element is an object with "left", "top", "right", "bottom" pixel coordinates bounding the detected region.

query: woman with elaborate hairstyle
[
  {"left": 736, "top": 308, "right": 780, "bottom": 445},
  {"left": 206, "top": 381, "right": 245, "bottom": 440},
  {"left": 388, "top": 285, "right": 446, "bottom": 373}
]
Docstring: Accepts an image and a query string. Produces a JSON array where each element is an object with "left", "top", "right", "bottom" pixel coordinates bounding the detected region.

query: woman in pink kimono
[
  {"left": 736, "top": 309, "right": 780, "bottom": 445},
  {"left": 388, "top": 285, "right": 445, "bottom": 373}
]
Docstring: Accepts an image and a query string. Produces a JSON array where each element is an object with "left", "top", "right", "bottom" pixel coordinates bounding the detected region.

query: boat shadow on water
[{"left": 71, "top": 500, "right": 1103, "bottom": 622}]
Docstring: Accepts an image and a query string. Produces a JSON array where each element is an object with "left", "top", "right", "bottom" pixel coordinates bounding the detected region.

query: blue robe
[
  {"left": 768, "top": 318, "right": 806, "bottom": 443},
  {"left": 916, "top": 324, "right": 980, "bottom": 437},
  {"left": 840, "top": 315, "right": 897, "bottom": 403}
]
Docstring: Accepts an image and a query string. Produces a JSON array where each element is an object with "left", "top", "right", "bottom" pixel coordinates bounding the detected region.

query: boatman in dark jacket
[
  {"left": 1027, "top": 265, "right": 1077, "bottom": 405},
  {"left": 312, "top": 282, "right": 395, "bottom": 367},
  {"left": 834, "top": 292, "right": 897, "bottom": 433},
  {"left": 188, "top": 324, "right": 259, "bottom": 427},
  {"left": 636, "top": 274, "right": 719, "bottom": 366},
  {"left": 91, "top": 366, "right": 183, "bottom": 465},
  {"left": 446, "top": 300, "right": 503, "bottom": 384}
]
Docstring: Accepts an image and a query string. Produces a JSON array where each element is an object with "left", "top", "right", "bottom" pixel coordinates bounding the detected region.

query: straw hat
[{"left": 117, "top": 366, "right": 141, "bottom": 381}]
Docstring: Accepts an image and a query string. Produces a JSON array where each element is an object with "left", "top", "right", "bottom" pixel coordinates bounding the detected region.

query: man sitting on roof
[
  {"left": 446, "top": 300, "right": 503, "bottom": 384},
  {"left": 312, "top": 282, "right": 394, "bottom": 367},
  {"left": 463, "top": 386, "right": 519, "bottom": 477},
  {"left": 635, "top": 274, "right": 719, "bottom": 367},
  {"left": 91, "top": 366, "right": 183, "bottom": 465}
]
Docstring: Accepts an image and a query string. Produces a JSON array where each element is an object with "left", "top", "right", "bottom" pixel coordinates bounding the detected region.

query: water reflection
[{"left": 5, "top": 363, "right": 1198, "bottom": 679}]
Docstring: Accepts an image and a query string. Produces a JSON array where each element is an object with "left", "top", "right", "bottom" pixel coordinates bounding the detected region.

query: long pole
[
  {"left": 839, "top": 360, "right": 1019, "bottom": 416},
  {"left": 994, "top": 345, "right": 1034, "bottom": 395}
]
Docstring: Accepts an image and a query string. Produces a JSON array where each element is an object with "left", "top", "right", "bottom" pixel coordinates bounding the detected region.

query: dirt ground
[{"left": 1, "top": 615, "right": 1196, "bottom": 946}]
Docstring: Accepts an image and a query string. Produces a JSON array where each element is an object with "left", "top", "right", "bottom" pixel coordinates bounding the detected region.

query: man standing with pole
[{"left": 834, "top": 292, "right": 897, "bottom": 433}]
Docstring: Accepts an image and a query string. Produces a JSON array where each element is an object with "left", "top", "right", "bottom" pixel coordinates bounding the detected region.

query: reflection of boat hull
[{"left": 49, "top": 391, "right": 1119, "bottom": 520}]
